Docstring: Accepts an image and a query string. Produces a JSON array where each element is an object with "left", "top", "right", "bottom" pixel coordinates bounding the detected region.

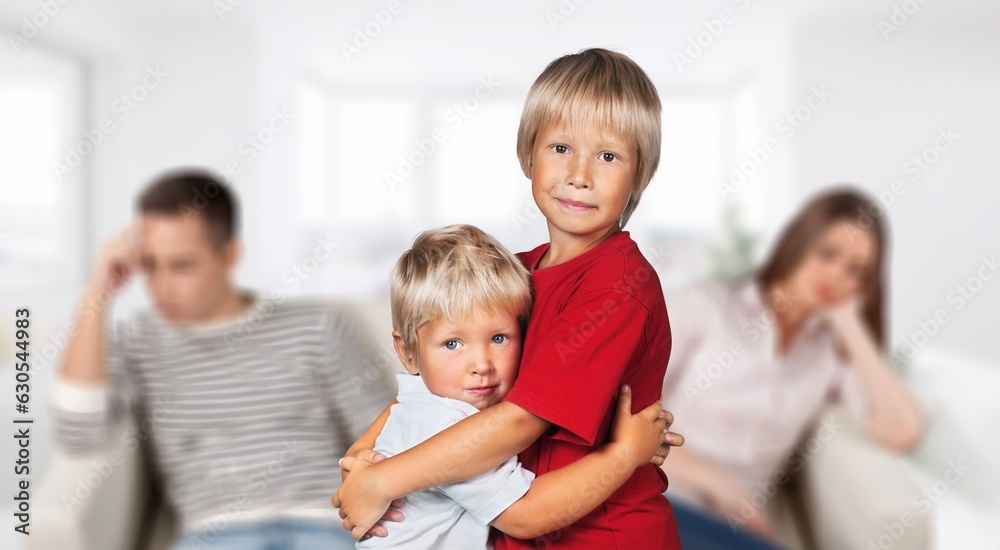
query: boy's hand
[
  {"left": 657, "top": 409, "right": 685, "bottom": 465},
  {"left": 608, "top": 385, "right": 669, "bottom": 469},
  {"left": 332, "top": 457, "right": 394, "bottom": 540},
  {"left": 337, "top": 450, "right": 405, "bottom": 541},
  {"left": 340, "top": 449, "right": 387, "bottom": 482}
]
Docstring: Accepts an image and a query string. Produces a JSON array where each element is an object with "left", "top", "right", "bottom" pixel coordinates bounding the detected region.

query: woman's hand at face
[{"left": 819, "top": 295, "right": 864, "bottom": 329}]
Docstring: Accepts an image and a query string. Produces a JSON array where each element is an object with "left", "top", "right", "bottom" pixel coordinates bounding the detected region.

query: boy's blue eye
[
  {"left": 444, "top": 340, "right": 459, "bottom": 350},
  {"left": 492, "top": 334, "right": 508, "bottom": 344}
]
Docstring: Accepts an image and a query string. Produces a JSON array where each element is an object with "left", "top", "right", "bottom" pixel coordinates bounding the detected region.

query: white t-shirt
[
  {"left": 357, "top": 373, "right": 536, "bottom": 550},
  {"left": 661, "top": 280, "right": 867, "bottom": 497}
]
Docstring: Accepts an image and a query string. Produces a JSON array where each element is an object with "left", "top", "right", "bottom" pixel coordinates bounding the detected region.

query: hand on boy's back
[
  {"left": 658, "top": 408, "right": 685, "bottom": 463},
  {"left": 335, "top": 451, "right": 405, "bottom": 540},
  {"left": 609, "top": 384, "right": 671, "bottom": 469}
]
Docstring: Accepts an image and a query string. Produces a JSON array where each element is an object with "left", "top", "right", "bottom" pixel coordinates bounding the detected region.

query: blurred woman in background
[{"left": 661, "top": 187, "right": 925, "bottom": 549}]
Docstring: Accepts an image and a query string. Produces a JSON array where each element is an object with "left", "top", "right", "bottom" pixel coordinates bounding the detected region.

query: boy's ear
[{"left": 392, "top": 330, "right": 419, "bottom": 375}]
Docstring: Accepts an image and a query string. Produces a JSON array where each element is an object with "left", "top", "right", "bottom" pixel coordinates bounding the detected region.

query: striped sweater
[{"left": 49, "top": 295, "right": 396, "bottom": 534}]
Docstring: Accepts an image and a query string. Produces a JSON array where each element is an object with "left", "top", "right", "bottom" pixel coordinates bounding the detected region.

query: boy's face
[
  {"left": 530, "top": 121, "right": 637, "bottom": 241},
  {"left": 396, "top": 309, "right": 522, "bottom": 410}
]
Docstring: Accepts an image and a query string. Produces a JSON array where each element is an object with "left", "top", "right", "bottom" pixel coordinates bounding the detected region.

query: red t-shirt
[{"left": 494, "top": 231, "right": 681, "bottom": 549}]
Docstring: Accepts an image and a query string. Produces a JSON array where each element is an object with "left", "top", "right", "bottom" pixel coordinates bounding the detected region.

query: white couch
[
  {"left": 765, "top": 405, "right": 929, "bottom": 550},
  {"left": 904, "top": 348, "right": 1000, "bottom": 549},
  {"left": 30, "top": 301, "right": 943, "bottom": 550}
]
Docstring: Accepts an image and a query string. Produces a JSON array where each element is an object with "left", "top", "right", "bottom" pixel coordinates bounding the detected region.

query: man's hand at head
[{"left": 88, "top": 224, "right": 142, "bottom": 299}]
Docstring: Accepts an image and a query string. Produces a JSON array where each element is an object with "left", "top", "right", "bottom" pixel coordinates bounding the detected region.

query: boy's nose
[
  {"left": 470, "top": 350, "right": 495, "bottom": 375},
  {"left": 568, "top": 158, "right": 592, "bottom": 189}
]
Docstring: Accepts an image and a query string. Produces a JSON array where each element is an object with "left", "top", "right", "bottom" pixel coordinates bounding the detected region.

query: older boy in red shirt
[{"left": 335, "top": 48, "right": 682, "bottom": 549}]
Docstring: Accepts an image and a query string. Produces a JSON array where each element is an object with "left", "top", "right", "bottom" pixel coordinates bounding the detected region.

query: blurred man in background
[{"left": 49, "top": 169, "right": 394, "bottom": 549}]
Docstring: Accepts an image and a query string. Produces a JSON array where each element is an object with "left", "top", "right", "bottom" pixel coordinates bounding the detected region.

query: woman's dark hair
[
  {"left": 756, "top": 186, "right": 888, "bottom": 348},
  {"left": 137, "top": 168, "right": 238, "bottom": 250}
]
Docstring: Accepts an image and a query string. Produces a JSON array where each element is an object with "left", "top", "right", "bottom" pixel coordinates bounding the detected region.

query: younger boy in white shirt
[{"left": 352, "top": 224, "right": 669, "bottom": 549}]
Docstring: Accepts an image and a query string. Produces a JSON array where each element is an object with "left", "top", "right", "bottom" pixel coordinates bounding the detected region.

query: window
[
  {"left": 430, "top": 99, "right": 528, "bottom": 224},
  {"left": 296, "top": 82, "right": 420, "bottom": 229},
  {"left": 295, "top": 79, "right": 756, "bottom": 295},
  {"left": 0, "top": 45, "right": 85, "bottom": 292},
  {"left": 631, "top": 96, "right": 728, "bottom": 233}
]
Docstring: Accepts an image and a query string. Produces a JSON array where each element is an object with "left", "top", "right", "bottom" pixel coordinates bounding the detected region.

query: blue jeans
[
  {"left": 172, "top": 517, "right": 355, "bottom": 550},
  {"left": 672, "top": 498, "right": 788, "bottom": 550}
]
